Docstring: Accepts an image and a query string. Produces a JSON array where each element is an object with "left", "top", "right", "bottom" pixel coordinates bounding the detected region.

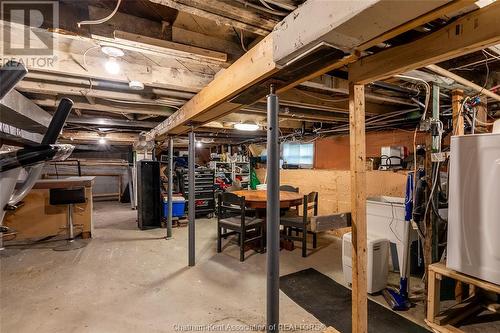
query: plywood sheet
[
  {"left": 4, "top": 188, "right": 93, "bottom": 240},
  {"left": 255, "top": 169, "right": 406, "bottom": 215},
  {"left": 314, "top": 130, "right": 427, "bottom": 169}
]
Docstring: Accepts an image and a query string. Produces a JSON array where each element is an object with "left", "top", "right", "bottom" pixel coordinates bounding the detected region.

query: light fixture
[
  {"left": 98, "top": 135, "right": 106, "bottom": 145},
  {"left": 129, "top": 80, "right": 144, "bottom": 91},
  {"left": 475, "top": 0, "right": 496, "bottom": 8},
  {"left": 105, "top": 57, "right": 120, "bottom": 75},
  {"left": 234, "top": 122, "right": 260, "bottom": 131},
  {"left": 101, "top": 46, "right": 124, "bottom": 57},
  {"left": 196, "top": 141, "right": 203, "bottom": 148}
]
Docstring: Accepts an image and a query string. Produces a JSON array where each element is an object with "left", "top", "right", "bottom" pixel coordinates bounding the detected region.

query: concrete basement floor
[{"left": 0, "top": 201, "right": 446, "bottom": 332}]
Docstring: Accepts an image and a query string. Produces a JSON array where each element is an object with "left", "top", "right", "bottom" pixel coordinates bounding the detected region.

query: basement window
[{"left": 282, "top": 142, "right": 314, "bottom": 169}]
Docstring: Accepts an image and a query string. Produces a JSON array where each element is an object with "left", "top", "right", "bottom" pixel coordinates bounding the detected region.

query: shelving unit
[
  {"left": 209, "top": 161, "right": 250, "bottom": 189},
  {"left": 232, "top": 162, "right": 250, "bottom": 189}
]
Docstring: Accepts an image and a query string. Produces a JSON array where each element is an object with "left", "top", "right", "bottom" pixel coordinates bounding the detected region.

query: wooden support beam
[
  {"left": 349, "top": 3, "right": 500, "bottom": 84},
  {"left": 476, "top": 96, "right": 489, "bottom": 132},
  {"left": 452, "top": 89, "right": 464, "bottom": 135},
  {"left": 150, "top": 34, "right": 278, "bottom": 136},
  {"left": 349, "top": 83, "right": 368, "bottom": 333}
]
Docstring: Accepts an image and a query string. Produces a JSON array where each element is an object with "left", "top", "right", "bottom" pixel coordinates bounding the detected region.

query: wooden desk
[
  {"left": 4, "top": 177, "right": 95, "bottom": 241},
  {"left": 231, "top": 190, "right": 303, "bottom": 209}
]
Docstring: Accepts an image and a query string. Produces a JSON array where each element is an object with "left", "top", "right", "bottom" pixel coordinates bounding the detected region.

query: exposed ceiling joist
[
  {"left": 86, "top": 5, "right": 244, "bottom": 61},
  {"left": 149, "top": 0, "right": 451, "bottom": 138},
  {"left": 349, "top": 3, "right": 500, "bottom": 84},
  {"left": 15, "top": 80, "right": 185, "bottom": 106},
  {"left": 299, "top": 75, "right": 416, "bottom": 106},
  {"left": 276, "top": 89, "right": 405, "bottom": 115},
  {"left": 425, "top": 64, "right": 500, "bottom": 102},
  {"left": 93, "top": 30, "right": 228, "bottom": 63},
  {"left": 32, "top": 98, "right": 175, "bottom": 116},
  {"left": 149, "top": 0, "right": 275, "bottom": 36},
  {"left": 60, "top": 131, "right": 138, "bottom": 144},
  {"left": 66, "top": 116, "right": 159, "bottom": 129},
  {"left": 1, "top": 20, "right": 216, "bottom": 92},
  {"left": 354, "top": 0, "right": 476, "bottom": 51}
]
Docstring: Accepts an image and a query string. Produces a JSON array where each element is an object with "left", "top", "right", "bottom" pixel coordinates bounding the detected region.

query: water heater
[{"left": 447, "top": 133, "right": 500, "bottom": 285}]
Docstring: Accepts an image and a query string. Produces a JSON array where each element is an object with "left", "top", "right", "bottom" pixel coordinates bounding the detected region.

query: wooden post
[
  {"left": 349, "top": 83, "right": 367, "bottom": 333},
  {"left": 452, "top": 89, "right": 464, "bottom": 135},
  {"left": 476, "top": 96, "right": 488, "bottom": 132},
  {"left": 426, "top": 268, "right": 441, "bottom": 324}
]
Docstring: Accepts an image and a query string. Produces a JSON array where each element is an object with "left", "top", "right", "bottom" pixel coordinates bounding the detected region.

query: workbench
[{"left": 3, "top": 177, "right": 95, "bottom": 241}]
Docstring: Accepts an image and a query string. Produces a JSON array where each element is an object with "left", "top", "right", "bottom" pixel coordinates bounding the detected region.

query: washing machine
[{"left": 447, "top": 133, "right": 500, "bottom": 285}]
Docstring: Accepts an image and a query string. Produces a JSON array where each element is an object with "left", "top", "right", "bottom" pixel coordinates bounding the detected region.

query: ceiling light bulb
[
  {"left": 475, "top": 0, "right": 496, "bottom": 8},
  {"left": 99, "top": 137, "right": 106, "bottom": 144},
  {"left": 196, "top": 141, "right": 203, "bottom": 148},
  {"left": 101, "top": 46, "right": 124, "bottom": 57},
  {"left": 129, "top": 80, "right": 144, "bottom": 91},
  {"left": 234, "top": 122, "right": 259, "bottom": 131},
  {"left": 105, "top": 57, "right": 120, "bottom": 74}
]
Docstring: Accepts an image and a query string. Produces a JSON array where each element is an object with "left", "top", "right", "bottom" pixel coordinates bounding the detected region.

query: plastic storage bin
[{"left": 163, "top": 197, "right": 186, "bottom": 217}]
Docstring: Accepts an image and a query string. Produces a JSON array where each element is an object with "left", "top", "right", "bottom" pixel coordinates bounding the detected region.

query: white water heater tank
[{"left": 447, "top": 133, "right": 500, "bottom": 285}]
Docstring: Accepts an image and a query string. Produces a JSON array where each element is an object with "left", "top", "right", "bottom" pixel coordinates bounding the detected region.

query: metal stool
[{"left": 50, "top": 187, "right": 87, "bottom": 251}]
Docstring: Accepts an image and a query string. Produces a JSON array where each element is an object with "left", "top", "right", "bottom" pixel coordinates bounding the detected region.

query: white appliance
[
  {"left": 380, "top": 146, "right": 405, "bottom": 170},
  {"left": 342, "top": 232, "right": 389, "bottom": 293},
  {"left": 367, "top": 196, "right": 417, "bottom": 273},
  {"left": 448, "top": 133, "right": 500, "bottom": 285}
]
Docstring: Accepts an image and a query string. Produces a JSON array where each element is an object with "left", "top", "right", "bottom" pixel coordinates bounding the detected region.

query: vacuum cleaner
[
  {"left": 382, "top": 172, "right": 413, "bottom": 311},
  {"left": 0, "top": 61, "right": 75, "bottom": 248}
]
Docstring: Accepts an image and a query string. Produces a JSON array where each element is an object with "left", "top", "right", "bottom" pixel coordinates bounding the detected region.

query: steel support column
[
  {"left": 266, "top": 84, "right": 280, "bottom": 332},
  {"left": 166, "top": 137, "right": 174, "bottom": 239},
  {"left": 188, "top": 131, "right": 196, "bottom": 266}
]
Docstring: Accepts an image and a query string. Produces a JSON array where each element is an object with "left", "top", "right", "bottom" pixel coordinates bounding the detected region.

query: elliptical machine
[{"left": 0, "top": 61, "right": 75, "bottom": 249}]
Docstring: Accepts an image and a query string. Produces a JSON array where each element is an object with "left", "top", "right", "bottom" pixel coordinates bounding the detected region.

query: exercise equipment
[{"left": 0, "top": 61, "right": 75, "bottom": 249}]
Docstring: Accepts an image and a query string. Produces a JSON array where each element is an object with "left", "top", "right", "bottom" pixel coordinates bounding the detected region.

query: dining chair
[
  {"left": 217, "top": 192, "right": 264, "bottom": 261},
  {"left": 279, "top": 185, "right": 299, "bottom": 193},
  {"left": 279, "top": 185, "right": 300, "bottom": 216},
  {"left": 280, "top": 191, "right": 318, "bottom": 257}
]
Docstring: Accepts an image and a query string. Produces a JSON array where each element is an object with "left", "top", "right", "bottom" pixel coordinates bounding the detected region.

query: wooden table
[
  {"left": 5, "top": 177, "right": 95, "bottom": 240},
  {"left": 232, "top": 190, "right": 303, "bottom": 209}
]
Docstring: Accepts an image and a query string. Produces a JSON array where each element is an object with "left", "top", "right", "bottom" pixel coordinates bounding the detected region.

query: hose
[{"left": 77, "top": 0, "right": 122, "bottom": 28}]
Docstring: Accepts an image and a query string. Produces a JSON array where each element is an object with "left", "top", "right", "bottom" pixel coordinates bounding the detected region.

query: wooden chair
[
  {"left": 217, "top": 192, "right": 264, "bottom": 261},
  {"left": 280, "top": 191, "right": 318, "bottom": 257},
  {"left": 279, "top": 185, "right": 299, "bottom": 216},
  {"left": 279, "top": 185, "right": 299, "bottom": 193}
]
